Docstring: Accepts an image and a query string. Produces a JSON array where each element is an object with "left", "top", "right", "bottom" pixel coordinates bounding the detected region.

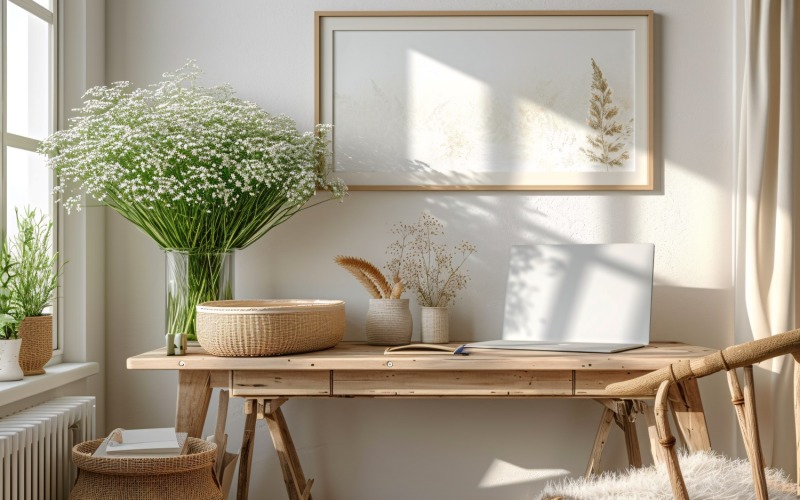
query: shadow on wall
[
  {"left": 230, "top": 190, "right": 737, "bottom": 499},
  {"left": 248, "top": 190, "right": 733, "bottom": 346},
  {"left": 650, "top": 286, "right": 733, "bottom": 348}
]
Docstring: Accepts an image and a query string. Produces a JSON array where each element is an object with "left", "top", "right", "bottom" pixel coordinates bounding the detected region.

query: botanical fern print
[{"left": 580, "top": 58, "right": 633, "bottom": 170}]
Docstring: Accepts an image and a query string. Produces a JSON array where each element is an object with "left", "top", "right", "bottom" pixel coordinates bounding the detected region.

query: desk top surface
[{"left": 128, "top": 341, "right": 715, "bottom": 372}]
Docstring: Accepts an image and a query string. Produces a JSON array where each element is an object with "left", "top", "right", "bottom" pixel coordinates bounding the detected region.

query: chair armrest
[{"left": 605, "top": 328, "right": 800, "bottom": 397}]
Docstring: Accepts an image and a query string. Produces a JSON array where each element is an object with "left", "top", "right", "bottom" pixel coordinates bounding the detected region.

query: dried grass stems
[
  {"left": 335, "top": 213, "right": 474, "bottom": 306},
  {"left": 334, "top": 256, "right": 404, "bottom": 299},
  {"left": 389, "top": 213, "right": 475, "bottom": 308}
]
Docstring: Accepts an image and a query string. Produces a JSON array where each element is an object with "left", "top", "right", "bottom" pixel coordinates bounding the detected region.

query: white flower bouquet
[
  {"left": 40, "top": 61, "right": 346, "bottom": 339},
  {"left": 40, "top": 61, "right": 345, "bottom": 249}
]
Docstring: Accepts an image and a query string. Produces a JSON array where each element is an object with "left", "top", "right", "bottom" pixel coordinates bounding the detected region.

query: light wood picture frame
[{"left": 315, "top": 11, "right": 654, "bottom": 191}]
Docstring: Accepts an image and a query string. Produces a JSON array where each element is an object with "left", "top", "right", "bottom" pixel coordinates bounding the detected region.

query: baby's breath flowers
[
  {"left": 40, "top": 61, "right": 346, "bottom": 340},
  {"left": 38, "top": 60, "right": 346, "bottom": 252},
  {"left": 387, "top": 213, "right": 476, "bottom": 308}
]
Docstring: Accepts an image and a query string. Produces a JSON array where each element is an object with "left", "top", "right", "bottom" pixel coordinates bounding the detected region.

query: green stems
[{"left": 166, "top": 250, "right": 234, "bottom": 340}]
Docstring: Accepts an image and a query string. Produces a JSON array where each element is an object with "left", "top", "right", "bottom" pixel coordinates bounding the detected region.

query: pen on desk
[{"left": 453, "top": 344, "right": 468, "bottom": 355}]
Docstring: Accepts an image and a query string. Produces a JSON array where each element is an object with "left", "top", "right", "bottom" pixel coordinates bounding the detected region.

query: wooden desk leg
[
  {"left": 588, "top": 400, "right": 643, "bottom": 472},
  {"left": 237, "top": 400, "right": 258, "bottom": 500},
  {"left": 265, "top": 405, "right": 313, "bottom": 500},
  {"left": 585, "top": 406, "right": 615, "bottom": 477},
  {"left": 669, "top": 378, "right": 711, "bottom": 451},
  {"left": 176, "top": 370, "right": 213, "bottom": 438},
  {"left": 614, "top": 401, "right": 642, "bottom": 468},
  {"left": 641, "top": 402, "right": 665, "bottom": 465}
]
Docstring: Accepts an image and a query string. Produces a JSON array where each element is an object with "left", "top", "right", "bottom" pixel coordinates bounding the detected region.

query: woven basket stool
[{"left": 70, "top": 438, "right": 223, "bottom": 500}]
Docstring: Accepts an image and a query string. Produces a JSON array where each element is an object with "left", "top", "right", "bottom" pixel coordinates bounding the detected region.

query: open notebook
[{"left": 478, "top": 243, "right": 655, "bottom": 354}]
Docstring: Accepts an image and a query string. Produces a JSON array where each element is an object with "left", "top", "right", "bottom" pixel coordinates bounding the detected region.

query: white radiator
[{"left": 0, "top": 396, "right": 96, "bottom": 500}]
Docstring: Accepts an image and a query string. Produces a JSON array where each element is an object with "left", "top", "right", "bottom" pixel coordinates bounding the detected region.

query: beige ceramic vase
[{"left": 365, "top": 299, "right": 412, "bottom": 346}]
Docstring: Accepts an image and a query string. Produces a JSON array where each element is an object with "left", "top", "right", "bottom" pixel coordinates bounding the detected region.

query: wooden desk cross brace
[
  {"left": 585, "top": 399, "right": 646, "bottom": 476},
  {"left": 237, "top": 398, "right": 314, "bottom": 500}
]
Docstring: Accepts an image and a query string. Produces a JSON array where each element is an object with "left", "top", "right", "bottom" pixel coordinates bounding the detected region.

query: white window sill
[{"left": 0, "top": 362, "right": 99, "bottom": 407}]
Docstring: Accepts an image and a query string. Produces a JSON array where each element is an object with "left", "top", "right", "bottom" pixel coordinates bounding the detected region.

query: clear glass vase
[{"left": 166, "top": 250, "right": 234, "bottom": 341}]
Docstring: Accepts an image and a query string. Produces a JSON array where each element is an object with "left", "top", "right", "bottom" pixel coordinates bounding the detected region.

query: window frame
[{"left": 1, "top": 0, "right": 61, "bottom": 353}]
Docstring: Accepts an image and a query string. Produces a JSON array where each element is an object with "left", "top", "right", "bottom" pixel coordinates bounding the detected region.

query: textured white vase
[
  {"left": 365, "top": 299, "right": 412, "bottom": 346},
  {"left": 421, "top": 307, "right": 449, "bottom": 344},
  {"left": 0, "top": 339, "right": 24, "bottom": 382}
]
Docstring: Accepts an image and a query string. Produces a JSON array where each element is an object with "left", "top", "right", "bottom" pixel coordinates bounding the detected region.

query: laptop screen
[{"left": 501, "top": 243, "right": 654, "bottom": 346}]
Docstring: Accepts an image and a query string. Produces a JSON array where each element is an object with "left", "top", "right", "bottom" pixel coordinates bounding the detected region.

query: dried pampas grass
[{"left": 335, "top": 255, "right": 403, "bottom": 299}]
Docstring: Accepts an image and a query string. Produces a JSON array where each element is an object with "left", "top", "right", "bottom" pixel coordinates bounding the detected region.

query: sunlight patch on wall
[
  {"left": 408, "top": 49, "right": 490, "bottom": 172},
  {"left": 650, "top": 159, "right": 730, "bottom": 289},
  {"left": 478, "top": 458, "right": 570, "bottom": 488}
]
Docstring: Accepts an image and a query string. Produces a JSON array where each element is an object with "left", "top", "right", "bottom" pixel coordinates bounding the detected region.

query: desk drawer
[
  {"left": 231, "top": 370, "right": 330, "bottom": 397},
  {"left": 574, "top": 370, "right": 650, "bottom": 396},
  {"left": 333, "top": 370, "right": 572, "bottom": 396}
]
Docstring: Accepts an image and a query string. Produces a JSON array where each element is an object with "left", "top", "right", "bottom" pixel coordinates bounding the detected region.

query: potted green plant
[
  {"left": 0, "top": 241, "right": 23, "bottom": 381},
  {"left": 9, "top": 207, "right": 63, "bottom": 375}
]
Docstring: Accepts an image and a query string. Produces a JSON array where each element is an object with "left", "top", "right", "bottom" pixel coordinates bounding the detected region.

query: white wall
[
  {"left": 103, "top": 1, "right": 737, "bottom": 498},
  {"left": 60, "top": 0, "right": 107, "bottom": 439}
]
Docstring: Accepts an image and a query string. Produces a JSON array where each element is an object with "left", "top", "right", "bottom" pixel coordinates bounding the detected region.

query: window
[{"left": 2, "top": 0, "right": 59, "bottom": 344}]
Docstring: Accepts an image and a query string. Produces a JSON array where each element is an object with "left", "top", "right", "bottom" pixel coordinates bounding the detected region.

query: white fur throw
[{"left": 536, "top": 451, "right": 798, "bottom": 500}]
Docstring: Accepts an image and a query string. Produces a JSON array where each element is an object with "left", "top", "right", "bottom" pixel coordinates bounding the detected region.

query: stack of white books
[{"left": 94, "top": 427, "right": 188, "bottom": 458}]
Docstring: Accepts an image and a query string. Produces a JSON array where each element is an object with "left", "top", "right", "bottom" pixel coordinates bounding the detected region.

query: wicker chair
[{"left": 542, "top": 328, "right": 800, "bottom": 500}]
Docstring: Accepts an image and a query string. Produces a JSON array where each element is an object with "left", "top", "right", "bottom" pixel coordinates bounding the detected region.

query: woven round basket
[
  {"left": 70, "top": 438, "right": 222, "bottom": 500},
  {"left": 196, "top": 299, "right": 345, "bottom": 357},
  {"left": 18, "top": 315, "right": 53, "bottom": 376}
]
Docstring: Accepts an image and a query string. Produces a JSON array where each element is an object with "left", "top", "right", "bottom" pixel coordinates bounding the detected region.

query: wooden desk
[{"left": 128, "top": 341, "right": 715, "bottom": 499}]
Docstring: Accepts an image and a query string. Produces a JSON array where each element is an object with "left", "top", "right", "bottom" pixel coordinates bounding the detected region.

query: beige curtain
[{"left": 735, "top": 0, "right": 799, "bottom": 475}]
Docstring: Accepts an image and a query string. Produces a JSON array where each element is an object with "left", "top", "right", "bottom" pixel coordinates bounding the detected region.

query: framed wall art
[{"left": 315, "top": 11, "right": 653, "bottom": 191}]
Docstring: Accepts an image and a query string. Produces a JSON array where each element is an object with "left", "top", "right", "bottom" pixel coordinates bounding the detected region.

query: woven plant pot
[
  {"left": 421, "top": 307, "right": 449, "bottom": 344},
  {"left": 19, "top": 315, "right": 53, "bottom": 376},
  {"left": 196, "top": 300, "right": 345, "bottom": 356},
  {"left": 365, "top": 298, "right": 412, "bottom": 346},
  {"left": 70, "top": 438, "right": 222, "bottom": 500}
]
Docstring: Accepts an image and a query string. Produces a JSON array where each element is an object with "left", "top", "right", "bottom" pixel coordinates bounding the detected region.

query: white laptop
[{"left": 470, "top": 243, "right": 654, "bottom": 354}]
